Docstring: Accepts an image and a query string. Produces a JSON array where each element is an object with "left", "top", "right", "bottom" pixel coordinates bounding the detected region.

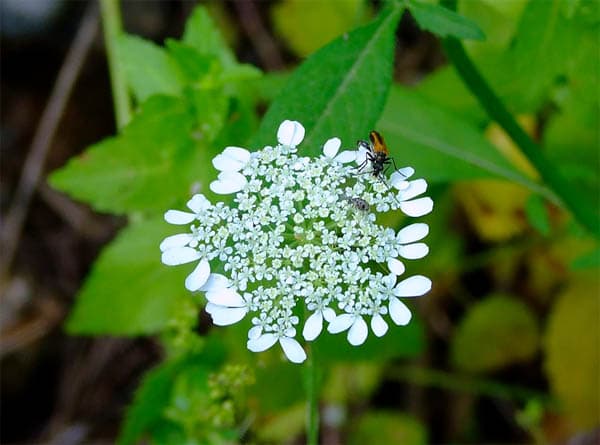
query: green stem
[
  {"left": 440, "top": 1, "right": 598, "bottom": 237},
  {"left": 100, "top": 0, "right": 131, "bottom": 129},
  {"left": 304, "top": 344, "right": 320, "bottom": 445},
  {"left": 388, "top": 365, "right": 559, "bottom": 408}
]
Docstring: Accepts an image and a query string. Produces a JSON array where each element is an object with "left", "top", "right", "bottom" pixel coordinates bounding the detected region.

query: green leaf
[
  {"left": 117, "top": 34, "right": 183, "bottom": 102},
  {"left": 118, "top": 348, "right": 226, "bottom": 445},
  {"left": 503, "top": 0, "right": 577, "bottom": 108},
  {"left": 182, "top": 5, "right": 236, "bottom": 67},
  {"left": 378, "top": 86, "right": 549, "bottom": 195},
  {"left": 451, "top": 294, "right": 540, "bottom": 373},
  {"left": 118, "top": 360, "right": 181, "bottom": 445},
  {"left": 49, "top": 96, "right": 217, "bottom": 214},
  {"left": 65, "top": 218, "right": 191, "bottom": 335},
  {"left": 271, "top": 0, "right": 370, "bottom": 57},
  {"left": 250, "top": 7, "right": 402, "bottom": 154},
  {"left": 408, "top": 0, "right": 485, "bottom": 40},
  {"left": 525, "top": 194, "right": 551, "bottom": 236},
  {"left": 165, "top": 39, "right": 214, "bottom": 83}
]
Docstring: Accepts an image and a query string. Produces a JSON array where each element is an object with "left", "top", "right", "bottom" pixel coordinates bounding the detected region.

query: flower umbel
[{"left": 161, "top": 121, "right": 433, "bottom": 363}]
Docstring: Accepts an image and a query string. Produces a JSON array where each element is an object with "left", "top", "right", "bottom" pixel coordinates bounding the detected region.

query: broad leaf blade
[
  {"left": 182, "top": 6, "right": 236, "bottom": 67},
  {"left": 117, "top": 34, "right": 183, "bottom": 102},
  {"left": 408, "top": 1, "right": 485, "bottom": 40},
  {"left": 378, "top": 86, "right": 553, "bottom": 198},
  {"left": 65, "top": 218, "right": 190, "bottom": 335},
  {"left": 49, "top": 96, "right": 217, "bottom": 214},
  {"left": 250, "top": 7, "right": 402, "bottom": 153}
]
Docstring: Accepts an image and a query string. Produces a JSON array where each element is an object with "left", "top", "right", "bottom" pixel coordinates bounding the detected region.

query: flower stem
[
  {"left": 440, "top": 0, "right": 599, "bottom": 237},
  {"left": 99, "top": 0, "right": 131, "bottom": 129},
  {"left": 304, "top": 344, "right": 320, "bottom": 445}
]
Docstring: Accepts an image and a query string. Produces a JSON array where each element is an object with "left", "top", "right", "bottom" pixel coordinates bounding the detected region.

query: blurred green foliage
[{"left": 48, "top": 0, "right": 599, "bottom": 443}]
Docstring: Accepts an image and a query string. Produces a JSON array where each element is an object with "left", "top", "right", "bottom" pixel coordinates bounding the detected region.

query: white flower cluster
[{"left": 161, "top": 121, "right": 433, "bottom": 363}]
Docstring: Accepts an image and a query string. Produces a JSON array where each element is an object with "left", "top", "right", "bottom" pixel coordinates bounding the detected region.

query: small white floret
[
  {"left": 397, "top": 223, "right": 429, "bottom": 244},
  {"left": 347, "top": 316, "right": 368, "bottom": 346},
  {"left": 161, "top": 246, "right": 201, "bottom": 265},
  {"left": 277, "top": 120, "right": 305, "bottom": 147},
  {"left": 399, "top": 197, "right": 434, "bottom": 217},
  {"left": 371, "top": 314, "right": 388, "bottom": 337},
  {"left": 279, "top": 337, "right": 307, "bottom": 363},
  {"left": 399, "top": 243, "right": 429, "bottom": 260},
  {"left": 393, "top": 275, "right": 432, "bottom": 297},
  {"left": 389, "top": 297, "right": 412, "bottom": 325},
  {"left": 184, "top": 258, "right": 210, "bottom": 291}
]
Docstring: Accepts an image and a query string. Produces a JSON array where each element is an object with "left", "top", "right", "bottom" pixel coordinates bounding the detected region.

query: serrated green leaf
[
  {"left": 117, "top": 34, "right": 183, "bottom": 102},
  {"left": 525, "top": 194, "right": 551, "bottom": 235},
  {"left": 451, "top": 294, "right": 540, "bottom": 373},
  {"left": 182, "top": 5, "right": 235, "bottom": 67},
  {"left": 165, "top": 39, "right": 215, "bottom": 82},
  {"left": 49, "top": 96, "right": 216, "bottom": 214},
  {"left": 544, "top": 278, "right": 600, "bottom": 429},
  {"left": 378, "top": 87, "right": 550, "bottom": 196},
  {"left": 408, "top": 0, "right": 485, "bottom": 40},
  {"left": 250, "top": 7, "right": 402, "bottom": 153},
  {"left": 65, "top": 218, "right": 191, "bottom": 335}
]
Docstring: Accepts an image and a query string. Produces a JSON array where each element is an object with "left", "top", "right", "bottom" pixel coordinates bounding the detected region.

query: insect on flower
[
  {"left": 340, "top": 194, "right": 370, "bottom": 212},
  {"left": 356, "top": 130, "right": 402, "bottom": 181}
]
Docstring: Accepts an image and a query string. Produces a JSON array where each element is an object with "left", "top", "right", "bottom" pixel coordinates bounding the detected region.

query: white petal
[
  {"left": 186, "top": 194, "right": 211, "bottom": 213},
  {"left": 355, "top": 147, "right": 368, "bottom": 165},
  {"left": 390, "top": 170, "right": 410, "bottom": 189},
  {"left": 399, "top": 179, "right": 428, "bottom": 201},
  {"left": 248, "top": 325, "right": 262, "bottom": 340},
  {"left": 223, "top": 146, "right": 251, "bottom": 163},
  {"left": 210, "top": 171, "right": 247, "bottom": 195},
  {"left": 334, "top": 150, "right": 357, "bottom": 163},
  {"left": 400, "top": 197, "right": 434, "bottom": 217},
  {"left": 347, "top": 317, "right": 368, "bottom": 346},
  {"left": 382, "top": 273, "right": 397, "bottom": 289},
  {"left": 206, "top": 288, "right": 246, "bottom": 307},
  {"left": 387, "top": 258, "right": 405, "bottom": 276},
  {"left": 159, "top": 233, "right": 192, "bottom": 252},
  {"left": 396, "top": 166, "right": 415, "bottom": 179},
  {"left": 303, "top": 312, "right": 323, "bottom": 341},
  {"left": 279, "top": 337, "right": 307, "bottom": 363},
  {"left": 247, "top": 333, "right": 278, "bottom": 352},
  {"left": 397, "top": 223, "right": 429, "bottom": 244},
  {"left": 164, "top": 210, "right": 195, "bottom": 225},
  {"left": 389, "top": 297, "right": 412, "bottom": 325},
  {"left": 394, "top": 275, "right": 432, "bottom": 297},
  {"left": 161, "top": 247, "right": 201, "bottom": 265},
  {"left": 277, "top": 120, "right": 305, "bottom": 147},
  {"left": 323, "top": 137, "right": 341, "bottom": 158},
  {"left": 327, "top": 313, "right": 355, "bottom": 333},
  {"left": 209, "top": 305, "right": 248, "bottom": 326},
  {"left": 212, "top": 153, "right": 241, "bottom": 172},
  {"left": 184, "top": 259, "right": 210, "bottom": 291},
  {"left": 322, "top": 308, "right": 337, "bottom": 322},
  {"left": 199, "top": 273, "right": 230, "bottom": 292},
  {"left": 212, "top": 147, "right": 250, "bottom": 172},
  {"left": 371, "top": 314, "right": 389, "bottom": 337},
  {"left": 399, "top": 243, "right": 429, "bottom": 259}
]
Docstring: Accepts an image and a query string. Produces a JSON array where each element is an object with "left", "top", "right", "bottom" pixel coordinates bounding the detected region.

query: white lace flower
[
  {"left": 161, "top": 120, "right": 433, "bottom": 363},
  {"left": 322, "top": 137, "right": 356, "bottom": 163}
]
